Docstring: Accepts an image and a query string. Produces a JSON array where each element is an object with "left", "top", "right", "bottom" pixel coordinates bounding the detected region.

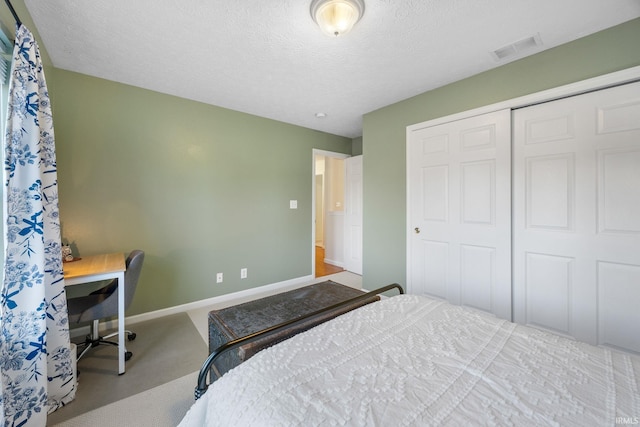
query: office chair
[{"left": 67, "top": 250, "right": 145, "bottom": 362}]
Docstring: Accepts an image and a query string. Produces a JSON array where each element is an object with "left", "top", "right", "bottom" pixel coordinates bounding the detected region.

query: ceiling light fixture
[{"left": 310, "top": 0, "right": 365, "bottom": 37}]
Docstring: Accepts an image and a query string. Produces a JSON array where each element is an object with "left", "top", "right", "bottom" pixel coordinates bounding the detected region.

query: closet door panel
[
  {"left": 460, "top": 244, "right": 495, "bottom": 313},
  {"left": 421, "top": 165, "right": 449, "bottom": 222},
  {"left": 597, "top": 148, "right": 640, "bottom": 234},
  {"left": 524, "top": 252, "right": 573, "bottom": 335},
  {"left": 525, "top": 154, "right": 575, "bottom": 230},
  {"left": 513, "top": 81, "right": 640, "bottom": 350},
  {"left": 419, "top": 240, "right": 449, "bottom": 299},
  {"left": 408, "top": 109, "right": 511, "bottom": 320},
  {"left": 598, "top": 261, "right": 640, "bottom": 353},
  {"left": 461, "top": 160, "right": 495, "bottom": 225}
]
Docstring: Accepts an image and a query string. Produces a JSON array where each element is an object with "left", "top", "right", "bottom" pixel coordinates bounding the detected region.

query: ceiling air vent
[{"left": 491, "top": 34, "right": 543, "bottom": 61}]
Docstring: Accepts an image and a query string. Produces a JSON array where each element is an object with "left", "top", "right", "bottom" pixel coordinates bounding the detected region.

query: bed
[{"left": 179, "top": 290, "right": 640, "bottom": 426}]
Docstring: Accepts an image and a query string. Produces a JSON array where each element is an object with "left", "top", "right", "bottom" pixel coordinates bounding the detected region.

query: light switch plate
[{"left": 290, "top": 200, "right": 298, "bottom": 209}]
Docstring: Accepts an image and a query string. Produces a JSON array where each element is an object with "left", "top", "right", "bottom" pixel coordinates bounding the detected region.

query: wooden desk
[{"left": 64, "top": 252, "right": 127, "bottom": 374}]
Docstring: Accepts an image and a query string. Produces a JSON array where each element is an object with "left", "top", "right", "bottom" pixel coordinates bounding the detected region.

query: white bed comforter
[{"left": 179, "top": 294, "right": 640, "bottom": 426}]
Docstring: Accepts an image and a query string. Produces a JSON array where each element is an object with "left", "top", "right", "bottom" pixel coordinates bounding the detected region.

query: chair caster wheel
[
  {"left": 125, "top": 351, "right": 133, "bottom": 361},
  {"left": 127, "top": 333, "right": 136, "bottom": 341}
]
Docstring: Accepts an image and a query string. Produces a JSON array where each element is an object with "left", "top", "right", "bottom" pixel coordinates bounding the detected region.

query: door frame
[
  {"left": 406, "top": 65, "right": 640, "bottom": 294},
  {"left": 312, "top": 149, "right": 350, "bottom": 278}
]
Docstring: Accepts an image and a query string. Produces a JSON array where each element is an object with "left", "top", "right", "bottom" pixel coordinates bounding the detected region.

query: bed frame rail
[{"left": 194, "top": 283, "right": 404, "bottom": 399}]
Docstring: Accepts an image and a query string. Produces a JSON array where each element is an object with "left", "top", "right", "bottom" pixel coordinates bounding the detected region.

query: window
[{"left": 0, "top": 23, "right": 12, "bottom": 263}]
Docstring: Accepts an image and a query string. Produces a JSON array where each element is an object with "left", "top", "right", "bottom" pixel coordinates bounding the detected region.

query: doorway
[{"left": 312, "top": 150, "right": 349, "bottom": 278}]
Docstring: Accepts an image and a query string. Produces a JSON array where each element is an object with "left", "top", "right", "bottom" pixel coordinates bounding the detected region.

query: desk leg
[{"left": 117, "top": 271, "right": 126, "bottom": 375}]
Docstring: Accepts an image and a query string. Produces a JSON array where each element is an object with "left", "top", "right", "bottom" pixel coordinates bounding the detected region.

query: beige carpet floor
[
  {"left": 48, "top": 272, "right": 363, "bottom": 426},
  {"left": 47, "top": 313, "right": 207, "bottom": 426},
  {"left": 49, "top": 371, "right": 198, "bottom": 427}
]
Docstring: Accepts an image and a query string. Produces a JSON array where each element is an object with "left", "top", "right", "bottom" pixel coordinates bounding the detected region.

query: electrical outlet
[
  {"left": 216, "top": 272, "right": 223, "bottom": 283},
  {"left": 240, "top": 268, "right": 247, "bottom": 279}
]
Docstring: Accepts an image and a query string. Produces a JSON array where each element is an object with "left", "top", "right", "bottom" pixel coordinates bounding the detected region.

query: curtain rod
[{"left": 4, "top": 0, "right": 21, "bottom": 27}]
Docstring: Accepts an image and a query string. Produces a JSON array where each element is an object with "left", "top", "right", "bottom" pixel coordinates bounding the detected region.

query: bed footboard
[{"left": 194, "top": 283, "right": 404, "bottom": 399}]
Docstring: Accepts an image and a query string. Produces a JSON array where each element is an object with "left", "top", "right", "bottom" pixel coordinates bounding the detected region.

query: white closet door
[
  {"left": 513, "top": 81, "right": 640, "bottom": 352},
  {"left": 344, "top": 155, "right": 363, "bottom": 275},
  {"left": 408, "top": 109, "right": 511, "bottom": 320}
]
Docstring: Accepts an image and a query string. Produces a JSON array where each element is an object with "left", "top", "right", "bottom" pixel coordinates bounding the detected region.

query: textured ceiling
[{"left": 24, "top": 0, "right": 640, "bottom": 138}]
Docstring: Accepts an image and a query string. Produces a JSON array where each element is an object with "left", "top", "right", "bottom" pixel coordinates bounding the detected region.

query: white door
[
  {"left": 344, "top": 155, "right": 363, "bottom": 275},
  {"left": 513, "top": 81, "right": 640, "bottom": 352},
  {"left": 315, "top": 174, "right": 324, "bottom": 246},
  {"left": 407, "top": 110, "right": 512, "bottom": 320}
]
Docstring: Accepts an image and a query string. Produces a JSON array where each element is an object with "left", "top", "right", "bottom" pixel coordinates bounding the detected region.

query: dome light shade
[{"left": 310, "top": 0, "right": 365, "bottom": 37}]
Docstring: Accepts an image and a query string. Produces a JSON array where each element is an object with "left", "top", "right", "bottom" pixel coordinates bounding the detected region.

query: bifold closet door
[
  {"left": 513, "top": 81, "right": 640, "bottom": 353},
  {"left": 408, "top": 109, "right": 511, "bottom": 320}
]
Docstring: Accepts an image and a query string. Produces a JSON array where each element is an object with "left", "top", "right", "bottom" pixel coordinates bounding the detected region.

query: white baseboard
[
  {"left": 323, "top": 258, "right": 344, "bottom": 268},
  {"left": 71, "top": 274, "right": 315, "bottom": 338}
]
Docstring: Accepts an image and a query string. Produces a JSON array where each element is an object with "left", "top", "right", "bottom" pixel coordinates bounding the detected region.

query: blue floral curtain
[{"left": 1, "top": 24, "right": 75, "bottom": 426}]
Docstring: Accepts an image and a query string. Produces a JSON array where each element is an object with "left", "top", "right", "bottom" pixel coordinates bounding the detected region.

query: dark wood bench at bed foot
[{"left": 208, "top": 280, "right": 379, "bottom": 380}]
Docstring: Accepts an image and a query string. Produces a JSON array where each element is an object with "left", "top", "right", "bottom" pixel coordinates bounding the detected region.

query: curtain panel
[{"left": 1, "top": 24, "right": 75, "bottom": 426}]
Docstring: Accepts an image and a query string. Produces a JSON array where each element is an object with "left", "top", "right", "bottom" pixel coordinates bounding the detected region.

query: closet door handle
[{"left": 414, "top": 227, "right": 420, "bottom": 234}]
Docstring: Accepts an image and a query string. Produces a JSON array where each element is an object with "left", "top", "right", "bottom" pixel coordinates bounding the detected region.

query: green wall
[
  {"left": 49, "top": 70, "right": 351, "bottom": 315},
  {"left": 361, "top": 18, "right": 640, "bottom": 290},
  {"left": 3, "top": 3, "right": 640, "bottom": 315},
  {"left": 351, "top": 136, "right": 363, "bottom": 156}
]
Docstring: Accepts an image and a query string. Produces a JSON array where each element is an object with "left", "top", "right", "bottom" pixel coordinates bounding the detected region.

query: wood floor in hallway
[{"left": 315, "top": 246, "right": 344, "bottom": 277}]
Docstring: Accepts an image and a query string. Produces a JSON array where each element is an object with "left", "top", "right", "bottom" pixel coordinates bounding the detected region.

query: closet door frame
[
  {"left": 406, "top": 66, "right": 640, "bottom": 137},
  {"left": 406, "top": 65, "right": 640, "bottom": 319}
]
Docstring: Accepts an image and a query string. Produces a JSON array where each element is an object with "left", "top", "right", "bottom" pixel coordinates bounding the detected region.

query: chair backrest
[
  {"left": 67, "top": 249, "right": 144, "bottom": 323},
  {"left": 77, "top": 250, "right": 145, "bottom": 322},
  {"left": 121, "top": 249, "right": 145, "bottom": 310}
]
